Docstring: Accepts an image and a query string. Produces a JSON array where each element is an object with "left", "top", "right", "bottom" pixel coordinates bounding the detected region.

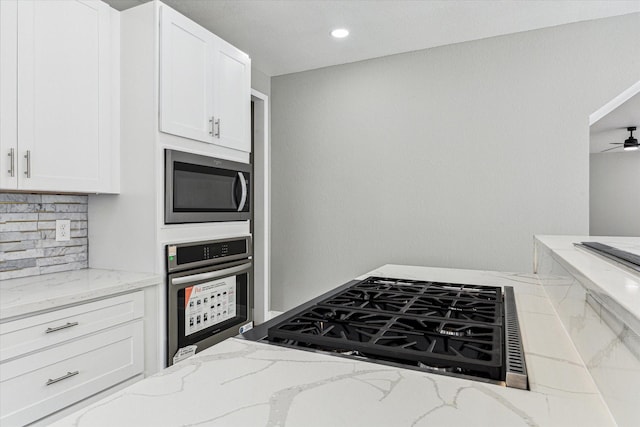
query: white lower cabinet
[
  {"left": 0, "top": 292, "right": 145, "bottom": 426},
  {"left": 0, "top": 292, "right": 144, "bottom": 362}
]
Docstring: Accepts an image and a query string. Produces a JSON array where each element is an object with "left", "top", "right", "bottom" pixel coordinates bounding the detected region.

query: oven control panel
[{"left": 167, "top": 236, "right": 251, "bottom": 272}]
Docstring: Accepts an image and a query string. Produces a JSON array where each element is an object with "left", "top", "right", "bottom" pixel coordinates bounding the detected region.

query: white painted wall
[
  {"left": 270, "top": 13, "right": 640, "bottom": 311},
  {"left": 590, "top": 152, "right": 640, "bottom": 237}
]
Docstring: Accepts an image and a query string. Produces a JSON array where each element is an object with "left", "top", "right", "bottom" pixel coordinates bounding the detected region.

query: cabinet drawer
[
  {"left": 0, "top": 291, "right": 144, "bottom": 362},
  {"left": 0, "top": 321, "right": 143, "bottom": 426}
]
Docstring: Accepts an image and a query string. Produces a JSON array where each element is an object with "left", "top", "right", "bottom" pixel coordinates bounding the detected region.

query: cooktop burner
[
  {"left": 322, "top": 280, "right": 502, "bottom": 324},
  {"left": 270, "top": 305, "right": 503, "bottom": 378},
  {"left": 245, "top": 276, "right": 528, "bottom": 389}
]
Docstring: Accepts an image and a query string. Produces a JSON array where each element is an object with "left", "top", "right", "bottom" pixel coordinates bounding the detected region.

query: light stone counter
[
  {"left": 534, "top": 236, "right": 640, "bottom": 427},
  {"left": 0, "top": 268, "right": 161, "bottom": 321},
  {"left": 534, "top": 235, "right": 640, "bottom": 331},
  {"left": 51, "top": 265, "right": 617, "bottom": 427}
]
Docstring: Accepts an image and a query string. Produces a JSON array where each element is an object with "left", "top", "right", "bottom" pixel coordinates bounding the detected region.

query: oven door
[
  {"left": 165, "top": 149, "right": 251, "bottom": 224},
  {"left": 167, "top": 259, "right": 252, "bottom": 365}
]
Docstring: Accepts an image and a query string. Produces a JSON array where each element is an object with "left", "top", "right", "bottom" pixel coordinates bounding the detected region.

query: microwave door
[{"left": 165, "top": 149, "right": 251, "bottom": 223}]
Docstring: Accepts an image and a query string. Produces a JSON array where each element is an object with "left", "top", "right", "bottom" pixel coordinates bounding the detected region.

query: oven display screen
[{"left": 183, "top": 277, "right": 237, "bottom": 336}]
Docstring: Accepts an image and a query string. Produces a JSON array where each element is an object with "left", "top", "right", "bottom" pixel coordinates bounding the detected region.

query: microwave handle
[
  {"left": 237, "top": 172, "right": 248, "bottom": 212},
  {"left": 171, "top": 262, "right": 252, "bottom": 286}
]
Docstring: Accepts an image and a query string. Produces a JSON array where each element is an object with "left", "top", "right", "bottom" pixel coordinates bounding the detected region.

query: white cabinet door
[
  {"left": 0, "top": 0, "right": 18, "bottom": 190},
  {"left": 159, "top": 4, "right": 214, "bottom": 144},
  {"left": 158, "top": 4, "right": 251, "bottom": 153},
  {"left": 16, "top": 0, "right": 114, "bottom": 192},
  {"left": 0, "top": 291, "right": 144, "bottom": 362},
  {"left": 213, "top": 39, "right": 251, "bottom": 152},
  {"left": 0, "top": 291, "right": 146, "bottom": 426},
  {"left": 0, "top": 321, "right": 143, "bottom": 426}
]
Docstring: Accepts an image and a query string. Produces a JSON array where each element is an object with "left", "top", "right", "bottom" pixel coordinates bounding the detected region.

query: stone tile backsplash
[{"left": 0, "top": 193, "right": 88, "bottom": 280}]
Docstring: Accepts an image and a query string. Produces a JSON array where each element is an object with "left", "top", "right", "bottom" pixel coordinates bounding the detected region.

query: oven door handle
[
  {"left": 236, "top": 172, "right": 247, "bottom": 212},
  {"left": 171, "top": 262, "right": 252, "bottom": 286}
]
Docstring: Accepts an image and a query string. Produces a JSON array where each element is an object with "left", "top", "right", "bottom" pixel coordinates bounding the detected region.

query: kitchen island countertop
[
  {"left": 534, "top": 235, "right": 640, "bottom": 331},
  {"left": 50, "top": 265, "right": 616, "bottom": 427},
  {"left": 534, "top": 235, "right": 640, "bottom": 427}
]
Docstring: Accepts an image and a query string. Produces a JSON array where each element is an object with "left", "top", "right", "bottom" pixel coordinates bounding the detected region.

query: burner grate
[
  {"left": 264, "top": 276, "right": 526, "bottom": 387},
  {"left": 353, "top": 278, "right": 501, "bottom": 302},
  {"left": 323, "top": 289, "right": 502, "bottom": 324},
  {"left": 268, "top": 304, "right": 503, "bottom": 379},
  {"left": 322, "top": 277, "right": 503, "bottom": 325}
]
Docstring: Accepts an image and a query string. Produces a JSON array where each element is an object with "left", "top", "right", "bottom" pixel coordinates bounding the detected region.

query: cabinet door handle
[
  {"left": 7, "top": 148, "right": 15, "bottom": 177},
  {"left": 45, "top": 321, "right": 79, "bottom": 334},
  {"left": 46, "top": 371, "right": 79, "bottom": 386},
  {"left": 209, "top": 116, "right": 214, "bottom": 136},
  {"left": 214, "top": 118, "right": 220, "bottom": 138},
  {"left": 24, "top": 150, "right": 31, "bottom": 178}
]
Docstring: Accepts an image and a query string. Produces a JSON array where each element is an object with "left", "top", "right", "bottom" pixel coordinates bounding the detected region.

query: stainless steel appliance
[
  {"left": 165, "top": 149, "right": 251, "bottom": 224},
  {"left": 242, "top": 276, "right": 528, "bottom": 389},
  {"left": 166, "top": 236, "right": 253, "bottom": 366}
]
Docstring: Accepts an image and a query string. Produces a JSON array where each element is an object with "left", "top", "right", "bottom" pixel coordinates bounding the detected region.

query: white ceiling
[
  {"left": 590, "top": 93, "right": 640, "bottom": 154},
  {"left": 103, "top": 0, "right": 640, "bottom": 77}
]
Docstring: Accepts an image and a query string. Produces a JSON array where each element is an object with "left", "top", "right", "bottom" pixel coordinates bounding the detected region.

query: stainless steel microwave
[{"left": 165, "top": 149, "right": 251, "bottom": 223}]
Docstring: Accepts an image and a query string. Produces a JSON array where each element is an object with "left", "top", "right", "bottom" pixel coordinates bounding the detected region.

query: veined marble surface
[
  {"left": 51, "top": 265, "right": 615, "bottom": 427},
  {"left": 0, "top": 268, "right": 161, "bottom": 320},
  {"left": 535, "top": 238, "right": 640, "bottom": 427},
  {"left": 534, "top": 235, "right": 640, "bottom": 334}
]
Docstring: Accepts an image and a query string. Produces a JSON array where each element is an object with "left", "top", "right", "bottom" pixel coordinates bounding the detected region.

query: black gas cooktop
[{"left": 242, "top": 276, "right": 528, "bottom": 389}]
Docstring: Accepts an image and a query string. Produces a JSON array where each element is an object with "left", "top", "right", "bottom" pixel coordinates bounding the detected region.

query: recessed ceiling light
[{"left": 331, "top": 28, "right": 349, "bottom": 39}]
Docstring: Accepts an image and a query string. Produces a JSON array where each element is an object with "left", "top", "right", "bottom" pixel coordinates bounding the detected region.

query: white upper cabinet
[
  {"left": 159, "top": 5, "right": 214, "bottom": 144},
  {"left": 0, "top": 0, "right": 18, "bottom": 190},
  {"left": 214, "top": 39, "right": 251, "bottom": 153},
  {"left": 0, "top": 0, "right": 119, "bottom": 193},
  {"left": 159, "top": 4, "right": 251, "bottom": 153}
]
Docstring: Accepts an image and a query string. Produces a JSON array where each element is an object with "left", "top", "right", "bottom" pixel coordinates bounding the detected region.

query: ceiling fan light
[
  {"left": 622, "top": 129, "right": 638, "bottom": 151},
  {"left": 331, "top": 28, "right": 349, "bottom": 38}
]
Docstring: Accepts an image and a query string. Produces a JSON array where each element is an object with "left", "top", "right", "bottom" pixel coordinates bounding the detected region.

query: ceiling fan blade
[
  {"left": 601, "top": 146, "right": 621, "bottom": 152},
  {"left": 609, "top": 143, "right": 623, "bottom": 145}
]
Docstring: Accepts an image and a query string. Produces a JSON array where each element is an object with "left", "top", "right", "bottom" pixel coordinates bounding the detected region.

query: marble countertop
[
  {"left": 534, "top": 235, "right": 640, "bottom": 331},
  {"left": 0, "top": 268, "right": 161, "bottom": 321},
  {"left": 534, "top": 236, "right": 640, "bottom": 427},
  {"left": 51, "top": 265, "right": 615, "bottom": 427}
]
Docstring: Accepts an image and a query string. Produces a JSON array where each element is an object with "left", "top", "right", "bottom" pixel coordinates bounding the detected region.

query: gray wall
[
  {"left": 270, "top": 13, "right": 640, "bottom": 311},
  {"left": 590, "top": 152, "right": 640, "bottom": 237},
  {"left": 252, "top": 66, "right": 271, "bottom": 96},
  {"left": 0, "top": 193, "right": 88, "bottom": 280}
]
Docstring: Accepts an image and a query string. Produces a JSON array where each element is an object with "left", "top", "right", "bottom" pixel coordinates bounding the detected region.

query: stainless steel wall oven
[
  {"left": 165, "top": 149, "right": 251, "bottom": 224},
  {"left": 166, "top": 236, "right": 252, "bottom": 366}
]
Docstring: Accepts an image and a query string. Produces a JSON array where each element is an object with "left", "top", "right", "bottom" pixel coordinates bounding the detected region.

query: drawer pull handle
[
  {"left": 45, "top": 322, "right": 79, "bottom": 334},
  {"left": 46, "top": 371, "right": 79, "bottom": 386}
]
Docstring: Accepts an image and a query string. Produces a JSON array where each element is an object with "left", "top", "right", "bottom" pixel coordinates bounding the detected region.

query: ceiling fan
[{"left": 601, "top": 126, "right": 639, "bottom": 152}]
